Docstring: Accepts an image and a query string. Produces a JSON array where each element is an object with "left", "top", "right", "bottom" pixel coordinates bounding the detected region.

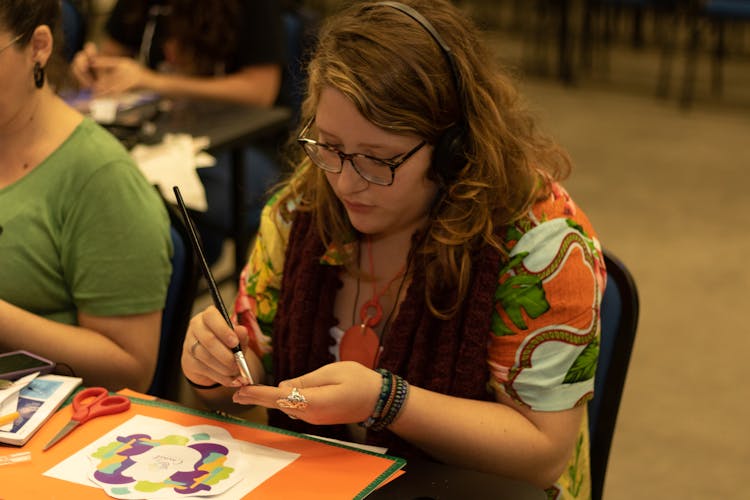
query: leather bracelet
[{"left": 184, "top": 375, "right": 221, "bottom": 390}]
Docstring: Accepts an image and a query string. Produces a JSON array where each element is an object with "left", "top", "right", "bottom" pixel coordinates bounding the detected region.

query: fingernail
[{"left": 231, "top": 378, "right": 243, "bottom": 387}]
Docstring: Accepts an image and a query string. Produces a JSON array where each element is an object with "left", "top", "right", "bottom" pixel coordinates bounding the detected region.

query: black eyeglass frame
[{"left": 296, "top": 119, "right": 427, "bottom": 186}]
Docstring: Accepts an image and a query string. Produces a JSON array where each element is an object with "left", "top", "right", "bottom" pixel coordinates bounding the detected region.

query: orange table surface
[{"left": 0, "top": 395, "right": 404, "bottom": 499}]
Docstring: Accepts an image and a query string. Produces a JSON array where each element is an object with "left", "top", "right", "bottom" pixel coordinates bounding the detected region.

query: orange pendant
[{"left": 340, "top": 323, "right": 381, "bottom": 369}]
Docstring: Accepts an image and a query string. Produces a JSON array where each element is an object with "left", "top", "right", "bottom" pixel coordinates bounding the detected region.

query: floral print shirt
[{"left": 234, "top": 183, "right": 606, "bottom": 499}]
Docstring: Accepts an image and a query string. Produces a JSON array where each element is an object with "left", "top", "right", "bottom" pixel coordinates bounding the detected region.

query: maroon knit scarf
[{"left": 269, "top": 211, "right": 499, "bottom": 459}]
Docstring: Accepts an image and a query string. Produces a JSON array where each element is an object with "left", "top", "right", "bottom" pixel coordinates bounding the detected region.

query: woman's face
[{"left": 315, "top": 87, "right": 439, "bottom": 239}]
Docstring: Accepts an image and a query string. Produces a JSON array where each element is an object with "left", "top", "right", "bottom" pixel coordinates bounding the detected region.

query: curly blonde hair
[{"left": 276, "top": 0, "right": 571, "bottom": 318}]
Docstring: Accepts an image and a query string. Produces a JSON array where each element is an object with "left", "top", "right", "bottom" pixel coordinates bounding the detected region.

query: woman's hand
[
  {"left": 90, "top": 56, "right": 156, "bottom": 96},
  {"left": 181, "top": 306, "right": 254, "bottom": 388},
  {"left": 232, "top": 361, "right": 382, "bottom": 425},
  {"left": 71, "top": 42, "right": 99, "bottom": 88}
]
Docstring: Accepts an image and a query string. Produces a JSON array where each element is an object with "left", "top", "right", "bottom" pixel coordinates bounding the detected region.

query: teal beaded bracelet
[
  {"left": 361, "top": 369, "right": 410, "bottom": 431},
  {"left": 361, "top": 369, "right": 392, "bottom": 429},
  {"left": 371, "top": 373, "right": 409, "bottom": 432}
]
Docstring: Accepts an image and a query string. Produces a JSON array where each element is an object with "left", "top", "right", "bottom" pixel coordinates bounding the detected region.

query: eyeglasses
[
  {"left": 0, "top": 34, "right": 23, "bottom": 55},
  {"left": 297, "top": 119, "right": 427, "bottom": 186}
]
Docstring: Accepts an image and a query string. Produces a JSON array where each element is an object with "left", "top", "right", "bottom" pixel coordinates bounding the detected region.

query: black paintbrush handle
[{"left": 172, "top": 186, "right": 233, "bottom": 328}]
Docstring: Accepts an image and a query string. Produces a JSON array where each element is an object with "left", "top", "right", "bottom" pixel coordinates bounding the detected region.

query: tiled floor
[{"left": 483, "top": 15, "right": 750, "bottom": 500}]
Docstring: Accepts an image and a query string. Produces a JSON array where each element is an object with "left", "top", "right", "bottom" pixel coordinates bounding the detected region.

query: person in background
[
  {"left": 71, "top": 0, "right": 287, "bottom": 265},
  {"left": 0, "top": 0, "right": 172, "bottom": 393},
  {"left": 181, "top": 1, "right": 606, "bottom": 498}
]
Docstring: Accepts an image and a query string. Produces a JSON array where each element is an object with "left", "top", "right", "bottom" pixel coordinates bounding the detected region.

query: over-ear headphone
[{"left": 375, "top": 1, "right": 467, "bottom": 184}]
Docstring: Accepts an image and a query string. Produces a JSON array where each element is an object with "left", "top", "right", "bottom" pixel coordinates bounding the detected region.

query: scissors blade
[{"left": 42, "top": 420, "right": 80, "bottom": 451}]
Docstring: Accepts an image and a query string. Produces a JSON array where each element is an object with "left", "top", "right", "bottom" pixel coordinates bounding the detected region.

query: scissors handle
[
  {"left": 43, "top": 387, "right": 130, "bottom": 451},
  {"left": 71, "top": 387, "right": 131, "bottom": 424}
]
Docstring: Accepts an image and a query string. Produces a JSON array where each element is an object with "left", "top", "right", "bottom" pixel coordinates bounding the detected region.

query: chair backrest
[
  {"left": 147, "top": 203, "right": 200, "bottom": 399},
  {"left": 61, "top": 0, "right": 87, "bottom": 62},
  {"left": 588, "top": 249, "right": 639, "bottom": 500}
]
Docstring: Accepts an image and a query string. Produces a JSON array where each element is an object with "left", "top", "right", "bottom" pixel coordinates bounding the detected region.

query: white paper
[
  {"left": 0, "top": 372, "right": 39, "bottom": 407},
  {"left": 304, "top": 434, "right": 388, "bottom": 455},
  {"left": 130, "top": 134, "right": 214, "bottom": 212},
  {"left": 0, "top": 372, "right": 41, "bottom": 431},
  {"left": 89, "top": 98, "right": 118, "bottom": 124},
  {"left": 44, "top": 414, "right": 299, "bottom": 500}
]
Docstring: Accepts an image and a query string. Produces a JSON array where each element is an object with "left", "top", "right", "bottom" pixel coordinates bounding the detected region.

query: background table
[{"left": 368, "top": 457, "right": 547, "bottom": 500}]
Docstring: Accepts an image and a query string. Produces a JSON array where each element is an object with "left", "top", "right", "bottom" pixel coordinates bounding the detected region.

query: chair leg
[
  {"left": 557, "top": 0, "right": 575, "bottom": 84},
  {"left": 680, "top": 14, "right": 701, "bottom": 109},
  {"left": 655, "top": 10, "right": 679, "bottom": 98},
  {"left": 711, "top": 20, "right": 725, "bottom": 98}
]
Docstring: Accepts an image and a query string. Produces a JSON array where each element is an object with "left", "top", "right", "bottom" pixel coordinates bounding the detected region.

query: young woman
[
  {"left": 181, "top": 2, "right": 605, "bottom": 498},
  {"left": 0, "top": 0, "right": 171, "bottom": 392}
]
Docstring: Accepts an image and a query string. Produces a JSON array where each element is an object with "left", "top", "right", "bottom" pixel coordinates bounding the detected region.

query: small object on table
[
  {"left": 0, "top": 411, "right": 20, "bottom": 426},
  {"left": 0, "top": 451, "right": 31, "bottom": 466}
]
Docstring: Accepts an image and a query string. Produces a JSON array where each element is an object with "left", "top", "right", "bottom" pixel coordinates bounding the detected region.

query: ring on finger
[
  {"left": 276, "top": 387, "right": 308, "bottom": 410},
  {"left": 190, "top": 340, "right": 200, "bottom": 358}
]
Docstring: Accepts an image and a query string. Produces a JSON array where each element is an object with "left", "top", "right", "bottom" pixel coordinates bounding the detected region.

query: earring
[{"left": 33, "top": 62, "right": 45, "bottom": 89}]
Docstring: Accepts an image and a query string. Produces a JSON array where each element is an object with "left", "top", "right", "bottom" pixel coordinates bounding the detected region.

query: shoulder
[
  {"left": 494, "top": 183, "right": 605, "bottom": 314},
  {"left": 52, "top": 119, "right": 166, "bottom": 227},
  {"left": 500, "top": 183, "right": 600, "bottom": 258},
  {"left": 42, "top": 119, "right": 146, "bottom": 206},
  {"left": 63, "top": 118, "right": 134, "bottom": 169},
  {"left": 487, "top": 183, "right": 605, "bottom": 410},
  {"left": 259, "top": 187, "right": 299, "bottom": 245}
]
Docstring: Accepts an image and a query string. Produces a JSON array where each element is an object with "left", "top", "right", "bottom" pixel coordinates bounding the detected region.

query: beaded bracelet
[
  {"left": 360, "top": 369, "right": 392, "bottom": 429},
  {"left": 184, "top": 375, "right": 221, "bottom": 390},
  {"left": 361, "top": 370, "right": 410, "bottom": 431},
  {"left": 371, "top": 373, "right": 409, "bottom": 432}
]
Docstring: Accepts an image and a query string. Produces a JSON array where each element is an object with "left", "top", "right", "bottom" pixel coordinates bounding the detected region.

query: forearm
[
  {"left": 0, "top": 300, "right": 155, "bottom": 392},
  {"left": 389, "top": 386, "right": 582, "bottom": 488},
  {"left": 146, "top": 65, "right": 281, "bottom": 106}
]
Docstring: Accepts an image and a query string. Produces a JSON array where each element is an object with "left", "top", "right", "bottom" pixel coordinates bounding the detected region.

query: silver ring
[
  {"left": 276, "top": 387, "right": 308, "bottom": 410},
  {"left": 190, "top": 340, "right": 200, "bottom": 358}
]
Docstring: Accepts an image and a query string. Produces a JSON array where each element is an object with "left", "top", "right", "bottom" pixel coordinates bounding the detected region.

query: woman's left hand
[{"left": 232, "top": 361, "right": 382, "bottom": 425}]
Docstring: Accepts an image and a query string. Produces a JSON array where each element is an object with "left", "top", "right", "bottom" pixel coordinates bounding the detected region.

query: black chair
[
  {"left": 61, "top": 0, "right": 87, "bottom": 62},
  {"left": 147, "top": 203, "right": 200, "bottom": 399},
  {"left": 588, "top": 249, "right": 640, "bottom": 500}
]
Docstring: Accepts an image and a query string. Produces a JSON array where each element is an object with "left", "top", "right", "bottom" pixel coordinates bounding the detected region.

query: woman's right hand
[
  {"left": 71, "top": 42, "right": 99, "bottom": 88},
  {"left": 181, "top": 306, "right": 254, "bottom": 388}
]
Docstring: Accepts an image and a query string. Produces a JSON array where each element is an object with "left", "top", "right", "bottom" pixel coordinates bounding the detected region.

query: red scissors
[{"left": 43, "top": 387, "right": 130, "bottom": 451}]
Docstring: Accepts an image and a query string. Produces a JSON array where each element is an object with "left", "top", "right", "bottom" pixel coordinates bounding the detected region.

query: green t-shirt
[{"left": 0, "top": 118, "right": 172, "bottom": 325}]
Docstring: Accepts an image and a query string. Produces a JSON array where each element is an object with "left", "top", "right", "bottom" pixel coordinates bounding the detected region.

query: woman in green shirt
[{"left": 0, "top": 0, "right": 171, "bottom": 392}]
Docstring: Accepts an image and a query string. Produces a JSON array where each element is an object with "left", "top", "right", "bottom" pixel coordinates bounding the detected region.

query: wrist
[
  {"left": 359, "top": 369, "right": 409, "bottom": 431},
  {"left": 143, "top": 69, "right": 165, "bottom": 93},
  {"left": 184, "top": 374, "right": 221, "bottom": 390}
]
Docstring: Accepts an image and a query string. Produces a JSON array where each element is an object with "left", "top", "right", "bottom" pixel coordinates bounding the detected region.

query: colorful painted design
[{"left": 90, "top": 432, "right": 234, "bottom": 497}]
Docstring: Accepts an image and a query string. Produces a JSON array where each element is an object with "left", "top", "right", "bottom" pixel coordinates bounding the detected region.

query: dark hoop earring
[{"left": 33, "top": 62, "right": 45, "bottom": 89}]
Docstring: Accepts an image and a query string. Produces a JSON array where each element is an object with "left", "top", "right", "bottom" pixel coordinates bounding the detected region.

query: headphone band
[
  {"left": 373, "top": 1, "right": 467, "bottom": 182},
  {"left": 375, "top": 1, "right": 462, "bottom": 100}
]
